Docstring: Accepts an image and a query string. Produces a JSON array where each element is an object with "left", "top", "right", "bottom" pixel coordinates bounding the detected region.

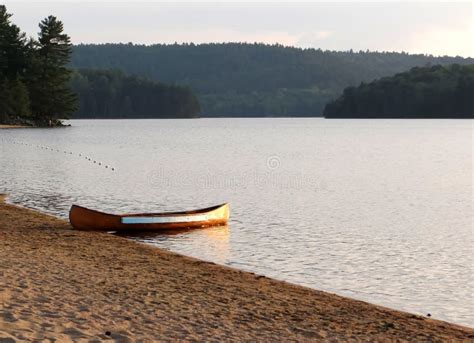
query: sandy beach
[{"left": 0, "top": 195, "right": 473, "bottom": 341}]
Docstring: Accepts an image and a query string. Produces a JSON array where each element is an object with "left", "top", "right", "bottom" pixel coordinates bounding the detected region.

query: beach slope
[{"left": 0, "top": 195, "right": 472, "bottom": 341}]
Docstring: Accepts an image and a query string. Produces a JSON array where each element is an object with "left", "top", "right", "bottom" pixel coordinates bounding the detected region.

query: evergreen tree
[
  {"left": 454, "top": 74, "right": 474, "bottom": 116},
  {"left": 0, "top": 6, "right": 9, "bottom": 76},
  {"left": 0, "top": 5, "right": 31, "bottom": 124},
  {"left": 7, "top": 78, "right": 31, "bottom": 119},
  {"left": 29, "top": 15, "right": 76, "bottom": 124},
  {"left": 69, "top": 69, "right": 201, "bottom": 119},
  {"left": 0, "top": 77, "right": 8, "bottom": 122},
  {"left": 0, "top": 5, "right": 29, "bottom": 79},
  {"left": 324, "top": 64, "right": 474, "bottom": 118},
  {"left": 71, "top": 43, "right": 474, "bottom": 116}
]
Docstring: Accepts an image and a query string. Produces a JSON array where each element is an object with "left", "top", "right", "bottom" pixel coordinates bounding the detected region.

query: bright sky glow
[{"left": 3, "top": 1, "right": 473, "bottom": 57}]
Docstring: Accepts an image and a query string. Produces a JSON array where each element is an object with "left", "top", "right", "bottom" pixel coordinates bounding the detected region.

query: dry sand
[{"left": 0, "top": 195, "right": 473, "bottom": 341}]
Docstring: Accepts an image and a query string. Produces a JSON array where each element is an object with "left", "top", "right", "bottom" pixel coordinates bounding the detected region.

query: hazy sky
[{"left": 3, "top": 1, "right": 473, "bottom": 57}]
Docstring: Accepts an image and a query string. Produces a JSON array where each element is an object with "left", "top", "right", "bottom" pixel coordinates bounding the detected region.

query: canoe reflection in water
[{"left": 119, "top": 225, "right": 231, "bottom": 265}]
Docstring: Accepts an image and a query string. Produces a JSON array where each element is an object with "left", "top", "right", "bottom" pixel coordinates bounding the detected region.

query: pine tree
[
  {"left": 29, "top": 15, "right": 76, "bottom": 124},
  {"left": 0, "top": 5, "right": 29, "bottom": 79},
  {"left": 0, "top": 6, "right": 9, "bottom": 76},
  {"left": 7, "top": 78, "right": 31, "bottom": 120},
  {"left": 0, "top": 77, "right": 8, "bottom": 122},
  {"left": 0, "top": 5, "right": 31, "bottom": 124}
]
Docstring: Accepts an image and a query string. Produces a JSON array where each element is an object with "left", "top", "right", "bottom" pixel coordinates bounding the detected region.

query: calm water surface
[{"left": 1, "top": 119, "right": 472, "bottom": 326}]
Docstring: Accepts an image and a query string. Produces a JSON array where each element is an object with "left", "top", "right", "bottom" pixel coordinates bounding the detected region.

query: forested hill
[
  {"left": 1, "top": 4, "right": 202, "bottom": 125},
  {"left": 71, "top": 43, "right": 474, "bottom": 116},
  {"left": 323, "top": 64, "right": 474, "bottom": 118},
  {"left": 70, "top": 69, "right": 200, "bottom": 119}
]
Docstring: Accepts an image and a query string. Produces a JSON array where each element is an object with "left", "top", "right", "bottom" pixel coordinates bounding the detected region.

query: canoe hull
[{"left": 69, "top": 203, "right": 229, "bottom": 232}]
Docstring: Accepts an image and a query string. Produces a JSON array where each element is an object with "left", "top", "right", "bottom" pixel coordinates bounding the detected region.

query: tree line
[
  {"left": 323, "top": 64, "right": 474, "bottom": 118},
  {"left": 71, "top": 43, "right": 474, "bottom": 116},
  {"left": 70, "top": 69, "right": 200, "bottom": 119},
  {"left": 0, "top": 6, "right": 201, "bottom": 125},
  {"left": 3, "top": 3, "right": 472, "bottom": 121},
  {"left": 0, "top": 5, "right": 75, "bottom": 126}
]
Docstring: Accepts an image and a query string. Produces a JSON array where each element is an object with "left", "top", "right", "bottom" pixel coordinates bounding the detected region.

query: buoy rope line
[{"left": 0, "top": 138, "right": 116, "bottom": 171}]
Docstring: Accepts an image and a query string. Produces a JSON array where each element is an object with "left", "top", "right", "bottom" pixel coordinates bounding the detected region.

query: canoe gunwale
[
  {"left": 69, "top": 203, "right": 229, "bottom": 231},
  {"left": 70, "top": 203, "right": 227, "bottom": 218}
]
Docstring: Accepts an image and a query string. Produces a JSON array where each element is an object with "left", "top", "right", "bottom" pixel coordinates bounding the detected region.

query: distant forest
[
  {"left": 71, "top": 43, "right": 474, "bottom": 116},
  {"left": 70, "top": 69, "right": 200, "bottom": 118},
  {"left": 324, "top": 64, "right": 474, "bottom": 118},
  {"left": 4, "top": 2, "right": 473, "bottom": 123},
  {"left": 0, "top": 6, "right": 201, "bottom": 125}
]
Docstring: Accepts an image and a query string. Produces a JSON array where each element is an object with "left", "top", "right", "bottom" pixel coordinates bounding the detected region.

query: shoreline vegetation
[
  {"left": 0, "top": 6, "right": 75, "bottom": 127},
  {"left": 2, "top": 4, "right": 473, "bottom": 124},
  {"left": 324, "top": 65, "right": 474, "bottom": 118},
  {"left": 0, "top": 194, "right": 473, "bottom": 341},
  {"left": 0, "top": 5, "right": 200, "bottom": 127},
  {"left": 71, "top": 43, "right": 473, "bottom": 118},
  {"left": 70, "top": 69, "right": 200, "bottom": 119}
]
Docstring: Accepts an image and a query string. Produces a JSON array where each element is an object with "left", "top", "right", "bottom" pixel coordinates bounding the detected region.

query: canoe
[{"left": 69, "top": 203, "right": 229, "bottom": 232}]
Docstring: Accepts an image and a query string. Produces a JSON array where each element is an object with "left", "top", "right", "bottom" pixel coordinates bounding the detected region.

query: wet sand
[{"left": 0, "top": 194, "right": 473, "bottom": 341}]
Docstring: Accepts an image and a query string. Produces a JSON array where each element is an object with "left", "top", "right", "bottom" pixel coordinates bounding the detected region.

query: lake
[{"left": 0, "top": 118, "right": 472, "bottom": 327}]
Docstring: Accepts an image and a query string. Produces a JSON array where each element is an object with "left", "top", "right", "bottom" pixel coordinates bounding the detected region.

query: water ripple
[{"left": 0, "top": 119, "right": 472, "bottom": 327}]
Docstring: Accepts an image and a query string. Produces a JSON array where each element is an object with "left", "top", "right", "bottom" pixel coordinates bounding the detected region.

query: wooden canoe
[{"left": 69, "top": 203, "right": 229, "bottom": 232}]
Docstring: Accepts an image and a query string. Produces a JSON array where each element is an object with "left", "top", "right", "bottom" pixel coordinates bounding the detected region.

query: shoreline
[
  {"left": 0, "top": 195, "right": 472, "bottom": 341},
  {"left": 0, "top": 125, "right": 31, "bottom": 129},
  {"left": 0, "top": 122, "right": 69, "bottom": 129}
]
